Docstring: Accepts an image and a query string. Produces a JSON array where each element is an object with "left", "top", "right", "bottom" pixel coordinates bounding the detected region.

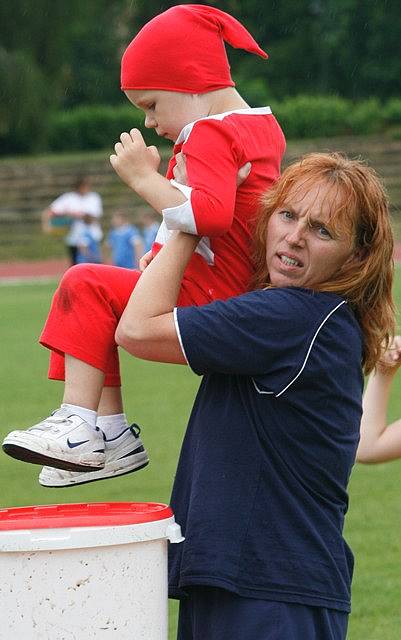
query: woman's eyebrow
[
  {"left": 308, "top": 216, "right": 327, "bottom": 226},
  {"left": 305, "top": 210, "right": 333, "bottom": 227},
  {"left": 280, "top": 203, "right": 295, "bottom": 212}
]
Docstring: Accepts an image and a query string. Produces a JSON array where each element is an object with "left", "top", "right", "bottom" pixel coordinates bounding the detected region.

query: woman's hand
[
  {"left": 172, "top": 152, "right": 188, "bottom": 184},
  {"left": 377, "top": 335, "right": 401, "bottom": 375},
  {"left": 139, "top": 250, "right": 154, "bottom": 271},
  {"left": 236, "top": 161, "right": 252, "bottom": 186},
  {"left": 173, "top": 152, "right": 251, "bottom": 187}
]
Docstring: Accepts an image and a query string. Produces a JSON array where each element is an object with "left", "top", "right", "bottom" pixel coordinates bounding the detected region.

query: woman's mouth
[{"left": 278, "top": 253, "right": 303, "bottom": 267}]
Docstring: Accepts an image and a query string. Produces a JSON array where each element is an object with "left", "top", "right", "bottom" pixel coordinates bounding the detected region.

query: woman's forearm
[
  {"left": 115, "top": 231, "right": 199, "bottom": 362},
  {"left": 124, "top": 231, "right": 199, "bottom": 319}
]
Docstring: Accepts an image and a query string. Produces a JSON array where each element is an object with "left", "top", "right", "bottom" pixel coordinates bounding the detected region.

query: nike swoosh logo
[{"left": 67, "top": 438, "right": 90, "bottom": 448}]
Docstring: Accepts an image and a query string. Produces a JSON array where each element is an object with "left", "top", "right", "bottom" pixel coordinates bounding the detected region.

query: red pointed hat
[{"left": 121, "top": 4, "right": 268, "bottom": 94}]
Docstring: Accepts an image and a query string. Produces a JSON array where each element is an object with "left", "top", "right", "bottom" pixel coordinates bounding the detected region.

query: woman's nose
[{"left": 286, "top": 224, "right": 306, "bottom": 246}]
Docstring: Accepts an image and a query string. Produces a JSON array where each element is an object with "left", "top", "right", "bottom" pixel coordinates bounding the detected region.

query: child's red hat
[{"left": 121, "top": 4, "right": 268, "bottom": 94}]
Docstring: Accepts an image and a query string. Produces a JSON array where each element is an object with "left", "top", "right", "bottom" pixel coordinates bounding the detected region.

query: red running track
[
  {"left": 1, "top": 244, "right": 401, "bottom": 282},
  {"left": 0, "top": 258, "right": 69, "bottom": 281}
]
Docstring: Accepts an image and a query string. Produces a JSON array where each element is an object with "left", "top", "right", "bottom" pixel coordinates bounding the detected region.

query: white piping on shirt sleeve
[
  {"left": 252, "top": 300, "right": 347, "bottom": 397},
  {"left": 162, "top": 181, "right": 197, "bottom": 235},
  {"left": 175, "top": 107, "right": 273, "bottom": 144},
  {"left": 173, "top": 307, "right": 190, "bottom": 365}
]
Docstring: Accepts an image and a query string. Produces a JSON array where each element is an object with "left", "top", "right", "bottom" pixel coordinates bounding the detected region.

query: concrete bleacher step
[{"left": 1, "top": 135, "right": 401, "bottom": 261}]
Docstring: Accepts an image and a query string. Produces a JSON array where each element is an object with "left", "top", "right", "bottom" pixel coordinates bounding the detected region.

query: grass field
[{"left": 1, "top": 274, "right": 401, "bottom": 639}]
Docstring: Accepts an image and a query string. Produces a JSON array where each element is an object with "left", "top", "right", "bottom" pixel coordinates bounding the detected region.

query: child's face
[
  {"left": 111, "top": 214, "right": 124, "bottom": 228},
  {"left": 125, "top": 89, "right": 208, "bottom": 142}
]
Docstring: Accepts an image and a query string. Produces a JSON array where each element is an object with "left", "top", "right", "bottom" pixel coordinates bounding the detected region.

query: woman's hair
[{"left": 252, "top": 152, "right": 395, "bottom": 374}]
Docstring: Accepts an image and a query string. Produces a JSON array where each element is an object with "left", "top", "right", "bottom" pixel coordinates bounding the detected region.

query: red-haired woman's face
[{"left": 265, "top": 181, "right": 355, "bottom": 289}]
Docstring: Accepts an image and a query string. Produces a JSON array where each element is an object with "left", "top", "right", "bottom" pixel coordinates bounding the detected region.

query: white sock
[
  {"left": 60, "top": 403, "right": 97, "bottom": 429},
  {"left": 96, "top": 413, "right": 129, "bottom": 439}
]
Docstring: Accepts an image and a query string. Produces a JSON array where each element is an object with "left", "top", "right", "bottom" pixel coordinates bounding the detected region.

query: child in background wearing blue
[
  {"left": 140, "top": 210, "right": 160, "bottom": 254},
  {"left": 76, "top": 214, "right": 103, "bottom": 264},
  {"left": 107, "top": 211, "right": 143, "bottom": 269}
]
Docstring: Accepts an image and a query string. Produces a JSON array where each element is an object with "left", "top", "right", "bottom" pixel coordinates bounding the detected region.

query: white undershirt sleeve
[{"left": 162, "top": 180, "right": 197, "bottom": 235}]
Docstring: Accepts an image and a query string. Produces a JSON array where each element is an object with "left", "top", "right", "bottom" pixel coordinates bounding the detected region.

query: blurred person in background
[
  {"left": 107, "top": 210, "right": 143, "bottom": 269},
  {"left": 76, "top": 213, "right": 103, "bottom": 265},
  {"left": 140, "top": 210, "right": 160, "bottom": 253},
  {"left": 41, "top": 175, "right": 103, "bottom": 265}
]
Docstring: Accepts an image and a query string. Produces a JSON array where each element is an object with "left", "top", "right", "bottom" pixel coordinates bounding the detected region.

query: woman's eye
[
  {"left": 148, "top": 103, "right": 155, "bottom": 111},
  {"left": 280, "top": 210, "right": 293, "bottom": 220},
  {"left": 317, "top": 225, "right": 332, "bottom": 239}
]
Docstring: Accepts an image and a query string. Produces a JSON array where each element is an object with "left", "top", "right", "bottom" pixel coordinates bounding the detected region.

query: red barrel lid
[{"left": 0, "top": 502, "right": 173, "bottom": 531}]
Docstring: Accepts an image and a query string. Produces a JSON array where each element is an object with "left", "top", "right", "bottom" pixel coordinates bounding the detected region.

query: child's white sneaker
[
  {"left": 39, "top": 424, "right": 148, "bottom": 487},
  {"left": 2, "top": 409, "right": 105, "bottom": 472}
]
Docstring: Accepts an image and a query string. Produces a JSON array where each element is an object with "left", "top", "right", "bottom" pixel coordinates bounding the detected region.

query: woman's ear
[
  {"left": 351, "top": 246, "right": 365, "bottom": 262},
  {"left": 341, "top": 246, "right": 366, "bottom": 272}
]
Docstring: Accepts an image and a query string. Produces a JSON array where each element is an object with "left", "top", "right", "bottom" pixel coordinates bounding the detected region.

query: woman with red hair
[{"left": 113, "top": 152, "right": 394, "bottom": 639}]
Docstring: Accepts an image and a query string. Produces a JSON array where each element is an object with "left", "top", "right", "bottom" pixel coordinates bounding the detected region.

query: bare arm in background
[
  {"left": 41, "top": 208, "right": 54, "bottom": 234},
  {"left": 357, "top": 336, "right": 401, "bottom": 463}
]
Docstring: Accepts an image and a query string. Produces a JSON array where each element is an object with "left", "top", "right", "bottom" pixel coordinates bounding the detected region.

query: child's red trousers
[{"left": 40, "top": 262, "right": 221, "bottom": 386}]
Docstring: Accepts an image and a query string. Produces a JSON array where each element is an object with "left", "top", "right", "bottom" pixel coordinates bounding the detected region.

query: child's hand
[
  {"left": 110, "top": 129, "right": 161, "bottom": 190},
  {"left": 377, "top": 335, "right": 401, "bottom": 374}
]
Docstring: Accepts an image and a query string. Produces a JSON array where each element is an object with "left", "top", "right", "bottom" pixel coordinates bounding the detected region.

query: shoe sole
[
  {"left": 2, "top": 443, "right": 104, "bottom": 473},
  {"left": 40, "top": 460, "right": 150, "bottom": 487}
]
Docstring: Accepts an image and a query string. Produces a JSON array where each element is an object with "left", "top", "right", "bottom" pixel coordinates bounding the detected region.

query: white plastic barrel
[{"left": 0, "top": 502, "right": 183, "bottom": 639}]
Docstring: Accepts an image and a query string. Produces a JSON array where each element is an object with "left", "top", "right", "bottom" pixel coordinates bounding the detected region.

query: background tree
[{"left": 1, "top": 0, "right": 401, "bottom": 154}]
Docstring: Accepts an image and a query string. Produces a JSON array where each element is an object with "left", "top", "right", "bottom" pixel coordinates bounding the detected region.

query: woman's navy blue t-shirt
[{"left": 169, "top": 287, "right": 363, "bottom": 612}]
